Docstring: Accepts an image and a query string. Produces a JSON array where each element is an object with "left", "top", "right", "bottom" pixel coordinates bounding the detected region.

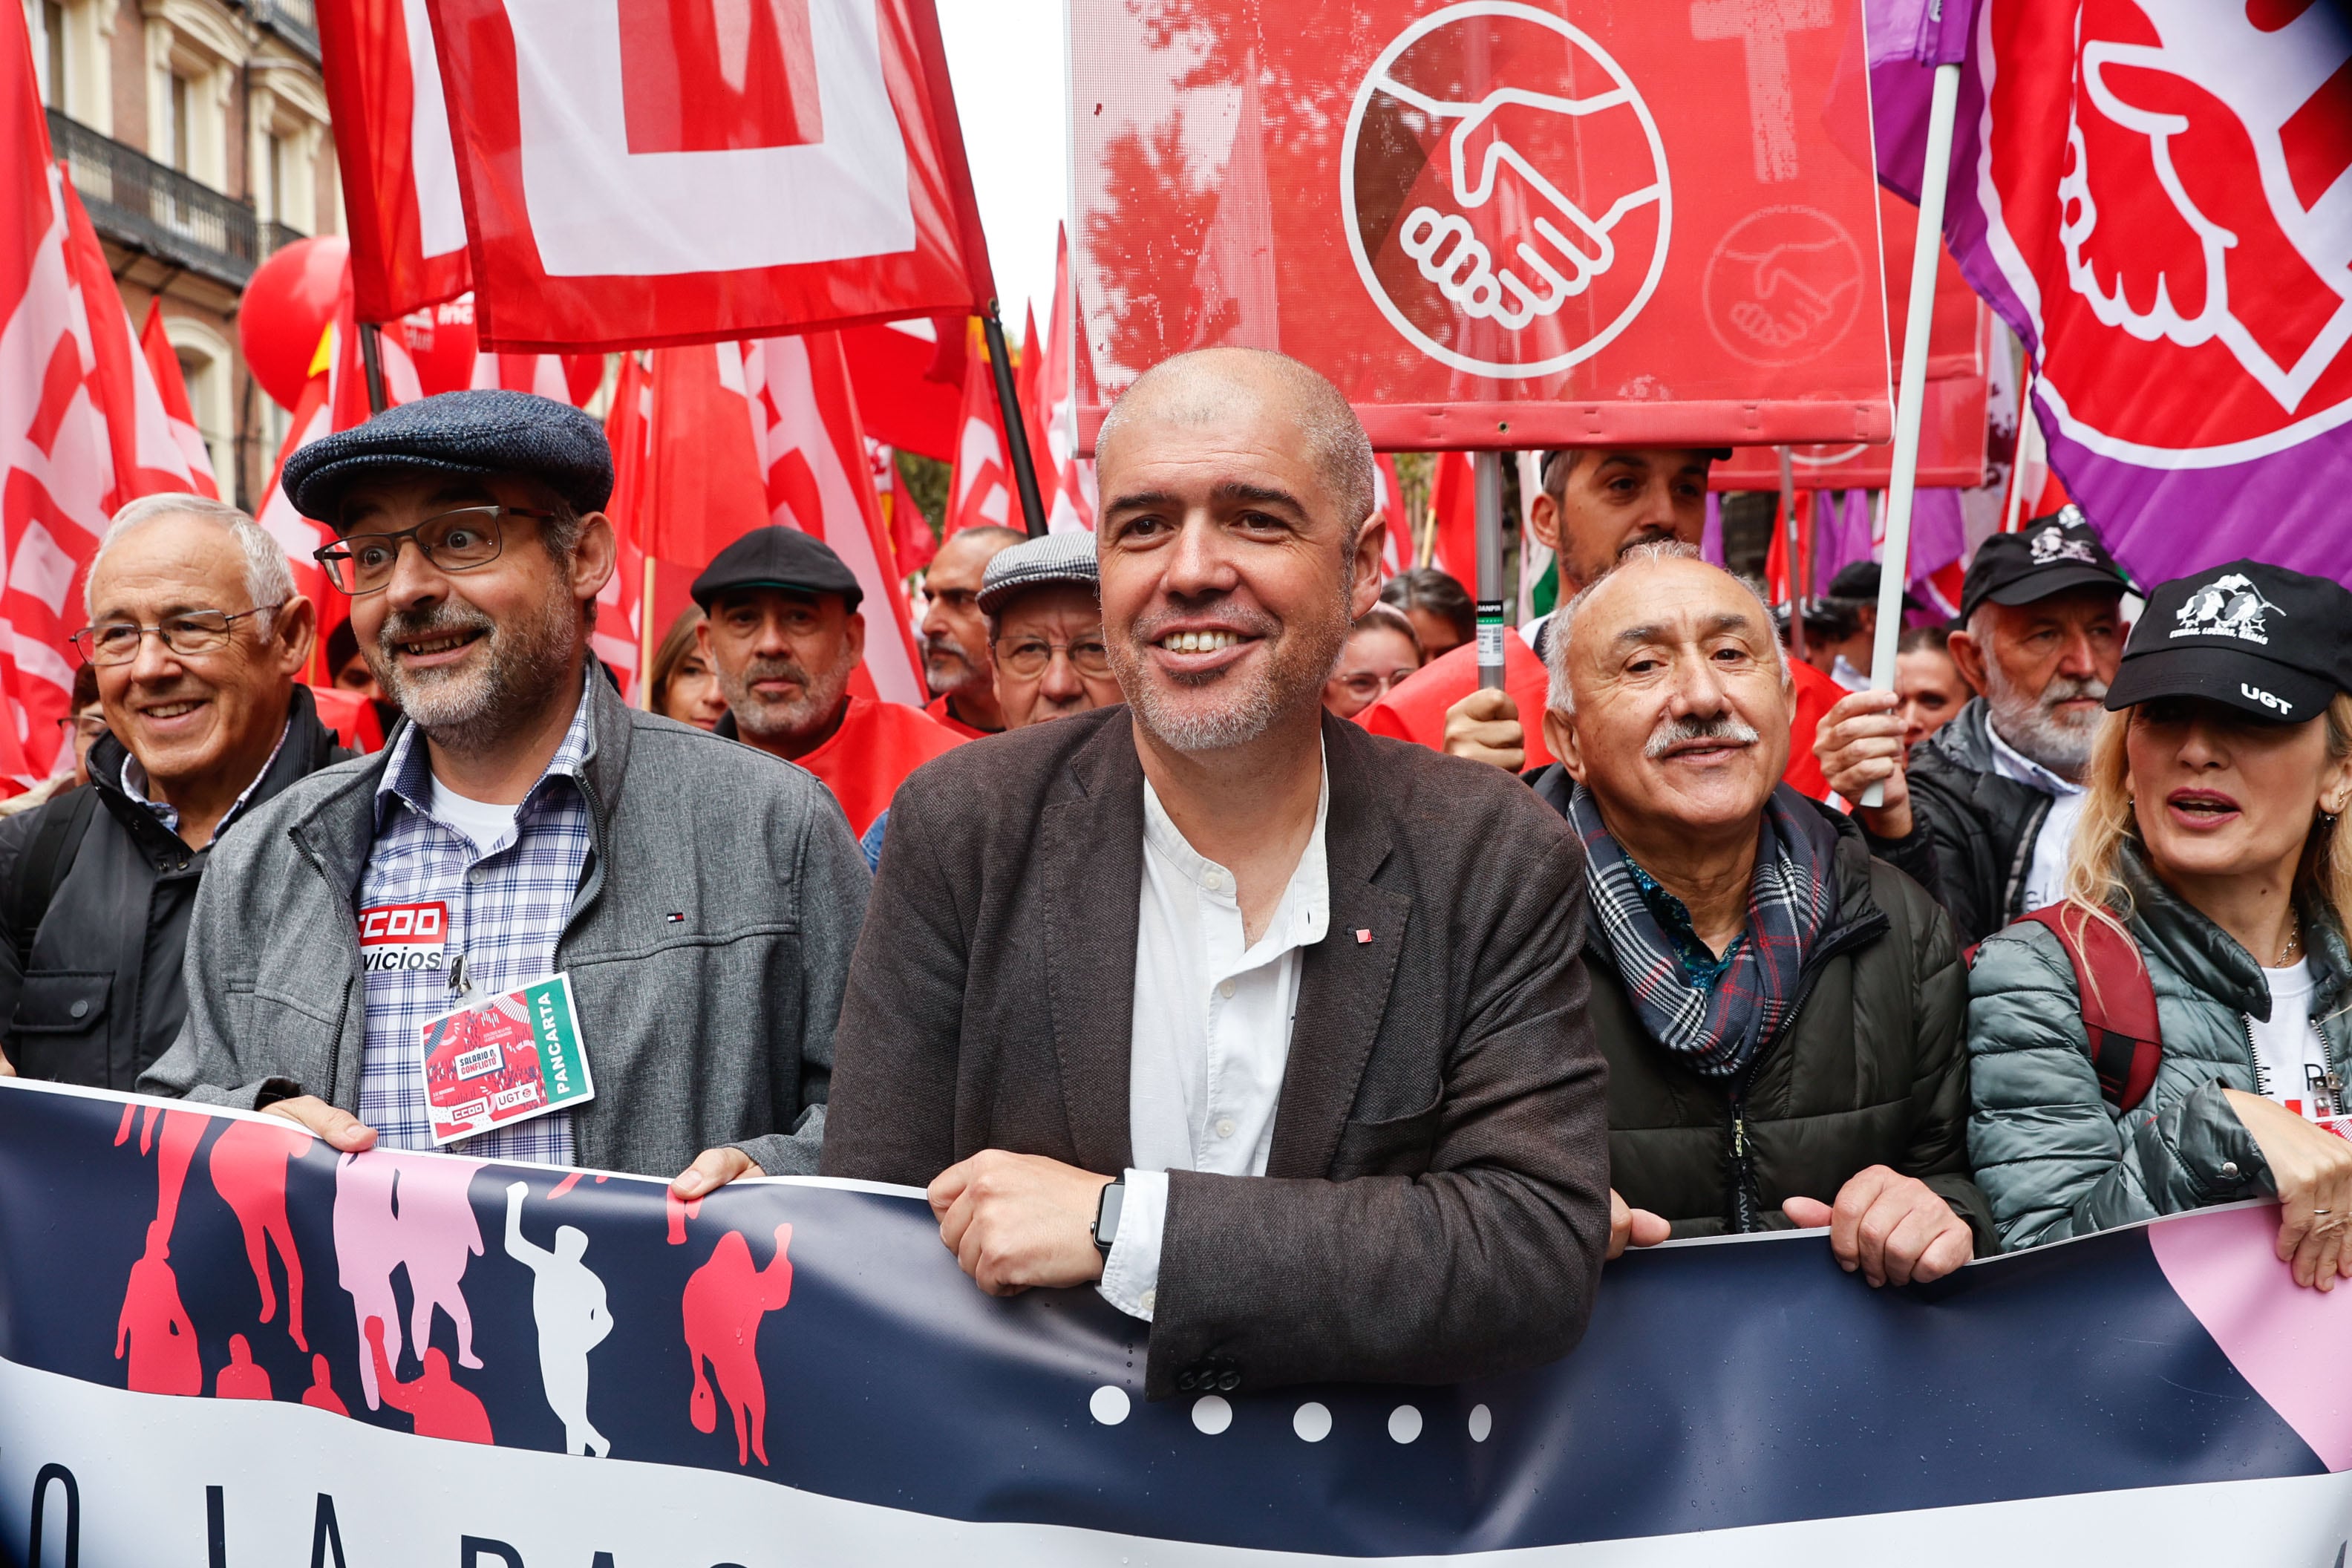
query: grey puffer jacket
[
  {"left": 1967, "top": 845, "right": 2352, "bottom": 1251},
  {"left": 140, "top": 673, "right": 872, "bottom": 1178}
]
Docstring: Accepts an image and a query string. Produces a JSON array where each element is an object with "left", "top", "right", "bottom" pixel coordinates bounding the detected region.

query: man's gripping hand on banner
[
  {"left": 928, "top": 1152, "right": 1117, "bottom": 1296},
  {"left": 1607, "top": 1189, "right": 1671, "bottom": 1260},
  {"left": 1782, "top": 1167, "right": 1974, "bottom": 1289},
  {"left": 264, "top": 1096, "right": 379, "bottom": 1153}
]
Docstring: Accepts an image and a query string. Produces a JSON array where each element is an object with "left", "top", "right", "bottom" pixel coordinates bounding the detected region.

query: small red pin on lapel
[{"left": 1355, "top": 928, "right": 1373, "bottom": 944}]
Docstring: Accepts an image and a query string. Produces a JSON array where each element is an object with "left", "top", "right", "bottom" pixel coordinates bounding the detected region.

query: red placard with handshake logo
[{"left": 1070, "top": 0, "right": 1892, "bottom": 450}]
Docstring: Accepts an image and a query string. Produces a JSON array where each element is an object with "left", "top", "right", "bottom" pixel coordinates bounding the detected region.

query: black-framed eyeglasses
[
  {"left": 313, "top": 505, "right": 552, "bottom": 595},
  {"left": 68, "top": 606, "right": 282, "bottom": 667},
  {"left": 994, "top": 634, "right": 1112, "bottom": 680}
]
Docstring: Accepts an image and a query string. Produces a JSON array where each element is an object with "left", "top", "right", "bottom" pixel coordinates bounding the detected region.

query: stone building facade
[{"left": 24, "top": 0, "right": 340, "bottom": 506}]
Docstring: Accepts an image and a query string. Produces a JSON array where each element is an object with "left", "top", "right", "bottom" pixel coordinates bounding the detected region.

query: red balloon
[
  {"left": 563, "top": 354, "right": 606, "bottom": 408},
  {"left": 238, "top": 238, "right": 348, "bottom": 411},
  {"left": 396, "top": 293, "right": 479, "bottom": 396}
]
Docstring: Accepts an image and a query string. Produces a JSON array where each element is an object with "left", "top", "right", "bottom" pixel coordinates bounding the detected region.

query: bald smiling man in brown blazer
[{"left": 821, "top": 349, "right": 1609, "bottom": 1400}]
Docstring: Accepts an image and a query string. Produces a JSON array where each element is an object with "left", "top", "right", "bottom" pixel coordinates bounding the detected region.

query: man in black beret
[
  {"left": 146, "top": 391, "right": 872, "bottom": 1203},
  {"left": 693, "top": 526, "right": 961, "bottom": 840}
]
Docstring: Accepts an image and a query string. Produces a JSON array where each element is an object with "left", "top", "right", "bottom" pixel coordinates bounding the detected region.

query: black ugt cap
[
  {"left": 2106, "top": 559, "right": 2352, "bottom": 725},
  {"left": 690, "top": 526, "right": 863, "bottom": 612},
  {"left": 1958, "top": 506, "right": 2135, "bottom": 623}
]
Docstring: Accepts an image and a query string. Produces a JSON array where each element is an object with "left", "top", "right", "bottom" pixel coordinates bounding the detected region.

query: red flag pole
[{"left": 1861, "top": 60, "right": 1964, "bottom": 808}]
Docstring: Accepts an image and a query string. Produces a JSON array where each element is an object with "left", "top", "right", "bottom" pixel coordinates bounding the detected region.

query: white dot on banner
[
  {"left": 1388, "top": 1405, "right": 1422, "bottom": 1444},
  {"left": 1089, "top": 1386, "right": 1131, "bottom": 1425},
  {"left": 1192, "top": 1395, "right": 1233, "bottom": 1435},
  {"left": 1293, "top": 1402, "right": 1333, "bottom": 1443},
  {"left": 1468, "top": 1404, "right": 1492, "bottom": 1443}
]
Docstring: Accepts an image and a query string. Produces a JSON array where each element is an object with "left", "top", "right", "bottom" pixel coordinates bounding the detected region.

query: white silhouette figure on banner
[
  {"left": 333, "top": 1151, "right": 486, "bottom": 1410},
  {"left": 503, "top": 1182, "right": 614, "bottom": 1457},
  {"left": 2059, "top": 0, "right": 2352, "bottom": 414}
]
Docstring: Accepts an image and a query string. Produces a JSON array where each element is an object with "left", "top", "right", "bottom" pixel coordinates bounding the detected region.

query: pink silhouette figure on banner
[
  {"left": 120, "top": 1104, "right": 206, "bottom": 1236},
  {"left": 682, "top": 1223, "right": 794, "bottom": 1466},
  {"left": 208, "top": 1118, "right": 313, "bottom": 1350},
  {"left": 116, "top": 1219, "right": 201, "bottom": 1396},
  {"left": 215, "top": 1333, "right": 273, "bottom": 1400},
  {"left": 666, "top": 1188, "right": 702, "bottom": 1244},
  {"left": 333, "top": 1152, "right": 485, "bottom": 1409},
  {"left": 393, "top": 1155, "right": 486, "bottom": 1369},
  {"left": 301, "top": 1353, "right": 348, "bottom": 1416},
  {"left": 366, "top": 1316, "right": 493, "bottom": 1445}
]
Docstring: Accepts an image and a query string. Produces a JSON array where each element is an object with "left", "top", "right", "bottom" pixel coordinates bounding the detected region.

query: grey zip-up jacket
[
  {"left": 140, "top": 673, "right": 871, "bottom": 1178},
  {"left": 1901, "top": 699, "right": 2060, "bottom": 945},
  {"left": 1967, "top": 845, "right": 2352, "bottom": 1250}
]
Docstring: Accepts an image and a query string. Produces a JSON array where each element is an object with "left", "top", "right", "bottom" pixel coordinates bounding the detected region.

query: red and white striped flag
[
  {"left": 137, "top": 304, "right": 219, "bottom": 500},
  {"left": 316, "top": 0, "right": 472, "bottom": 321},
  {"left": 1039, "top": 226, "right": 1095, "bottom": 534},
  {"left": 1425, "top": 450, "right": 1476, "bottom": 585},
  {"left": 744, "top": 332, "right": 924, "bottom": 705},
  {"left": 470, "top": 350, "right": 603, "bottom": 408},
  {"left": 1373, "top": 453, "right": 1409, "bottom": 579},
  {"left": 945, "top": 327, "right": 1014, "bottom": 537}
]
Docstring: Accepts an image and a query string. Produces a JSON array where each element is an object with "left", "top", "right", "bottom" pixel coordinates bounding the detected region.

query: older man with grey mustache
[{"left": 1529, "top": 541, "right": 1991, "bottom": 1286}]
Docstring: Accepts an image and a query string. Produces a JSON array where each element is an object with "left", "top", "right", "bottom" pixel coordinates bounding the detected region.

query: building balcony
[
  {"left": 244, "top": 0, "right": 320, "bottom": 62},
  {"left": 48, "top": 110, "right": 261, "bottom": 288}
]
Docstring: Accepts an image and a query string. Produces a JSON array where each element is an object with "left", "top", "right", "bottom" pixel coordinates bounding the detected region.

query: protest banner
[
  {"left": 2, "top": 1078, "right": 2346, "bottom": 1566},
  {"left": 1069, "top": 0, "right": 1894, "bottom": 452}
]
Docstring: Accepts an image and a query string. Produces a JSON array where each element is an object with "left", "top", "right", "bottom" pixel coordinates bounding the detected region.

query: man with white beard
[
  {"left": 821, "top": 348, "right": 1610, "bottom": 1399},
  {"left": 1812, "top": 509, "right": 2137, "bottom": 944}
]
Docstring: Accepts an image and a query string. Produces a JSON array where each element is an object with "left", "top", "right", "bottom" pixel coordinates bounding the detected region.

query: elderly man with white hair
[
  {"left": 0, "top": 494, "right": 345, "bottom": 1087},
  {"left": 1528, "top": 541, "right": 1992, "bottom": 1286}
]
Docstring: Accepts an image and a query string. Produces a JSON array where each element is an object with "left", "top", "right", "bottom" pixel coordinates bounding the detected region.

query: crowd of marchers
[{"left": 4, "top": 350, "right": 2349, "bottom": 1402}]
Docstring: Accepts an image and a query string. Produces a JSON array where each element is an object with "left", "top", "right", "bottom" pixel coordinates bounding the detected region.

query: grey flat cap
[
  {"left": 978, "top": 532, "right": 1099, "bottom": 615},
  {"left": 281, "top": 389, "right": 614, "bottom": 522}
]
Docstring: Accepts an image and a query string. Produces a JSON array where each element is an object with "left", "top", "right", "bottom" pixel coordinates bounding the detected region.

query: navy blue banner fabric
[{"left": 0, "top": 1081, "right": 2341, "bottom": 1564}]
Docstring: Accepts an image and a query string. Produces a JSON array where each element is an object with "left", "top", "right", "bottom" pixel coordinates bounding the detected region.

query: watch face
[{"left": 1095, "top": 1182, "right": 1124, "bottom": 1249}]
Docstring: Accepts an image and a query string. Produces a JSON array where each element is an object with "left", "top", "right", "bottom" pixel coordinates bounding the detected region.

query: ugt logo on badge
[{"left": 1341, "top": 1, "right": 1671, "bottom": 379}]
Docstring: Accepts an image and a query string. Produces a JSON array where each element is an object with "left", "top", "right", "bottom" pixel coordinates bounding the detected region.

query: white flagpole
[{"left": 1859, "top": 60, "right": 1962, "bottom": 809}]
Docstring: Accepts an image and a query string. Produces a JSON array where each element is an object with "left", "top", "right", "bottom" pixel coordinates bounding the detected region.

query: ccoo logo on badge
[{"left": 1341, "top": 1, "right": 1672, "bottom": 379}]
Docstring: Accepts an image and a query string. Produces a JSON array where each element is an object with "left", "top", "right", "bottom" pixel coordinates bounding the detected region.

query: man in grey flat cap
[
  {"left": 860, "top": 532, "right": 1126, "bottom": 868},
  {"left": 145, "top": 391, "right": 870, "bottom": 1198}
]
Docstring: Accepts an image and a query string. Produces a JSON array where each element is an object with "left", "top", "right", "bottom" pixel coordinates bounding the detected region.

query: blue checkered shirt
[{"left": 353, "top": 679, "right": 595, "bottom": 1164}]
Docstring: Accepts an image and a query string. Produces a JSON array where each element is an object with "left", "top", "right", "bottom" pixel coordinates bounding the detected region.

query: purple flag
[{"left": 1869, "top": 0, "right": 2352, "bottom": 591}]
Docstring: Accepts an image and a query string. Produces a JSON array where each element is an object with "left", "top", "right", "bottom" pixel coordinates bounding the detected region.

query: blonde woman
[{"left": 1967, "top": 560, "right": 2352, "bottom": 1289}]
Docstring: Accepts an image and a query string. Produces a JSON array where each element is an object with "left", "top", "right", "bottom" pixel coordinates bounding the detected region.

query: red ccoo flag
[
  {"left": 423, "top": 0, "right": 998, "bottom": 352},
  {"left": 137, "top": 304, "right": 220, "bottom": 499},
  {"left": 316, "top": 0, "right": 474, "bottom": 321}
]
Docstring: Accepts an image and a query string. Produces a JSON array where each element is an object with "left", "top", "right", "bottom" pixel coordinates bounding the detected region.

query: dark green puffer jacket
[
  {"left": 1533, "top": 769, "right": 1993, "bottom": 1250},
  {"left": 1967, "top": 845, "right": 2352, "bottom": 1252}
]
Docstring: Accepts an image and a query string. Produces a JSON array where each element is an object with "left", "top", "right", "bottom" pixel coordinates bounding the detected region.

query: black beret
[
  {"left": 281, "top": 389, "right": 614, "bottom": 523},
  {"left": 691, "top": 526, "right": 863, "bottom": 612}
]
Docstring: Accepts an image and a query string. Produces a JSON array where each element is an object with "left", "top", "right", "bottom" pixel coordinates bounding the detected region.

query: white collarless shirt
[
  {"left": 2250, "top": 959, "right": 2339, "bottom": 1118},
  {"left": 1984, "top": 721, "right": 2088, "bottom": 916},
  {"left": 1097, "top": 760, "right": 1331, "bottom": 1322}
]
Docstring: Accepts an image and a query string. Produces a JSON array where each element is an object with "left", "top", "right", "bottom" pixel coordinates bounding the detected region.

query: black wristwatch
[{"left": 1093, "top": 1178, "right": 1126, "bottom": 1255}]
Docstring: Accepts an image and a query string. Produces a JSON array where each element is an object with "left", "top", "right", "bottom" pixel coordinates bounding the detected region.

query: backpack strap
[
  {"left": 2014, "top": 904, "right": 2163, "bottom": 1112},
  {"left": 8, "top": 785, "right": 97, "bottom": 971}
]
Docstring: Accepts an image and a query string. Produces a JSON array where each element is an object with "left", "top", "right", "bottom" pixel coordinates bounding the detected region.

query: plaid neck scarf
[{"left": 1568, "top": 783, "right": 1840, "bottom": 1080}]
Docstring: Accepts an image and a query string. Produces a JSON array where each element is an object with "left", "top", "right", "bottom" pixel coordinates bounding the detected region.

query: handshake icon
[{"left": 1383, "top": 80, "right": 1665, "bottom": 332}]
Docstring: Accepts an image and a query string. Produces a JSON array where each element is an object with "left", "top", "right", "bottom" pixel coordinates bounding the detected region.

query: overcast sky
[{"left": 936, "top": 0, "right": 1071, "bottom": 334}]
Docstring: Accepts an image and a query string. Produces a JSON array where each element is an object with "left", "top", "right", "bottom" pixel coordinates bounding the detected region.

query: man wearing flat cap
[
  {"left": 860, "top": 532, "right": 1126, "bottom": 869},
  {"left": 146, "top": 391, "right": 872, "bottom": 1199},
  {"left": 694, "top": 526, "right": 961, "bottom": 839}
]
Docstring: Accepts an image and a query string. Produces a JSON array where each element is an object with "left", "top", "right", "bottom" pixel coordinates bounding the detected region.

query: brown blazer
[{"left": 820, "top": 705, "right": 1609, "bottom": 1398}]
